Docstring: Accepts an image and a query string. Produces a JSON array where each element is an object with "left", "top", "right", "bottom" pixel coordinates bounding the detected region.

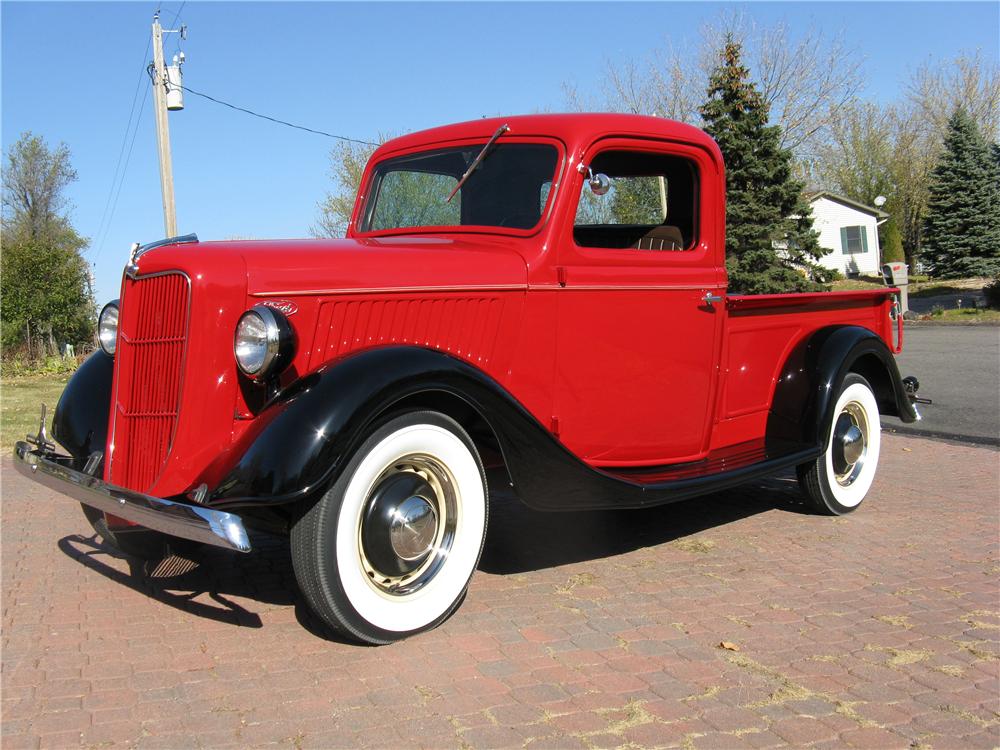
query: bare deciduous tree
[
  {"left": 815, "top": 101, "right": 897, "bottom": 206},
  {"left": 815, "top": 52, "right": 999, "bottom": 265},
  {"left": 2, "top": 131, "right": 78, "bottom": 241},
  {"left": 906, "top": 51, "right": 1000, "bottom": 144},
  {"left": 312, "top": 137, "right": 386, "bottom": 238},
  {"left": 564, "top": 12, "right": 864, "bottom": 160}
]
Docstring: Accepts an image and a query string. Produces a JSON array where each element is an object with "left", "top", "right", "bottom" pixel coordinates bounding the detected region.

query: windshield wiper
[{"left": 445, "top": 123, "right": 510, "bottom": 203}]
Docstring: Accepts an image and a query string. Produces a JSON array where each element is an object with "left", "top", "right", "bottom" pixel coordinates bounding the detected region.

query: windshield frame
[{"left": 351, "top": 135, "right": 567, "bottom": 240}]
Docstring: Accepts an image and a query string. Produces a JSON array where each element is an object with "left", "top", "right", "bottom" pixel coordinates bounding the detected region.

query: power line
[
  {"left": 91, "top": 34, "right": 153, "bottom": 259},
  {"left": 166, "top": 1, "right": 186, "bottom": 59},
  {"left": 93, "top": 3, "right": 185, "bottom": 263},
  {"left": 93, "top": 85, "right": 151, "bottom": 264},
  {"left": 177, "top": 82, "right": 378, "bottom": 146}
]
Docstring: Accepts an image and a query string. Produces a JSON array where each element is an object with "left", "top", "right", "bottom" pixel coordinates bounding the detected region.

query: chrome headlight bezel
[
  {"left": 234, "top": 304, "right": 294, "bottom": 380},
  {"left": 98, "top": 300, "right": 120, "bottom": 356}
]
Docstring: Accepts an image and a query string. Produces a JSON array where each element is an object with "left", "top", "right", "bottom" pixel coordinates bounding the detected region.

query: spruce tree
[
  {"left": 699, "top": 38, "right": 827, "bottom": 294},
  {"left": 921, "top": 108, "right": 1000, "bottom": 278}
]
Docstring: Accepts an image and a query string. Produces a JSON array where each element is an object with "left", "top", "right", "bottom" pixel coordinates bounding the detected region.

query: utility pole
[{"left": 151, "top": 12, "right": 177, "bottom": 237}]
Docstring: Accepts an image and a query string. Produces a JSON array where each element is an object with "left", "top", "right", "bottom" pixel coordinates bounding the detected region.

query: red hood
[{"left": 132, "top": 235, "right": 529, "bottom": 296}]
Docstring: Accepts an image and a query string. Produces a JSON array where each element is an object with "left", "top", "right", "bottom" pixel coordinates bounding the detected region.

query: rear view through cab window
[{"left": 574, "top": 150, "right": 698, "bottom": 251}]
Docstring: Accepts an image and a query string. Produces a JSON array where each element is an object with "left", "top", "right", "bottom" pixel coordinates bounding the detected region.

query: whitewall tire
[
  {"left": 797, "top": 373, "right": 881, "bottom": 515},
  {"left": 291, "top": 411, "right": 488, "bottom": 644}
]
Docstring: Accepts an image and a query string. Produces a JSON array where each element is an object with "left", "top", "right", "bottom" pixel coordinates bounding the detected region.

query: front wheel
[
  {"left": 291, "top": 411, "right": 488, "bottom": 644},
  {"left": 797, "top": 373, "right": 882, "bottom": 515}
]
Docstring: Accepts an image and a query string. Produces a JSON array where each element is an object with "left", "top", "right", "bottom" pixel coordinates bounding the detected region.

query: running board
[
  {"left": 603, "top": 439, "right": 814, "bottom": 485},
  {"left": 505, "top": 436, "right": 820, "bottom": 512}
]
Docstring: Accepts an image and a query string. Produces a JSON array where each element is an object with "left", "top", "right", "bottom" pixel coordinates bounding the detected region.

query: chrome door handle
[{"left": 702, "top": 292, "right": 724, "bottom": 306}]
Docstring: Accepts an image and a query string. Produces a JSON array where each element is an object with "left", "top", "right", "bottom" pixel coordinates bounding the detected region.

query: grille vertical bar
[{"left": 109, "top": 272, "right": 189, "bottom": 493}]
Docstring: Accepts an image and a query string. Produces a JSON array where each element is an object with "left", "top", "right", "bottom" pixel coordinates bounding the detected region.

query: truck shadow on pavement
[
  {"left": 479, "top": 472, "right": 809, "bottom": 574},
  {"left": 56, "top": 472, "right": 809, "bottom": 641}
]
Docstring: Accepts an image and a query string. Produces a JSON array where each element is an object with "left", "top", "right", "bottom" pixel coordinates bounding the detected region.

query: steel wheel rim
[
  {"left": 833, "top": 401, "right": 869, "bottom": 487},
  {"left": 357, "top": 453, "right": 459, "bottom": 597}
]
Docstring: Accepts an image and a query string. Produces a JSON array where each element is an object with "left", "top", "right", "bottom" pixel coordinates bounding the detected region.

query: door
[{"left": 552, "top": 139, "right": 725, "bottom": 466}]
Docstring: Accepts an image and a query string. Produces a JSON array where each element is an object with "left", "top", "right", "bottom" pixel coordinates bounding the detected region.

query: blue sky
[{"left": 3, "top": 1, "right": 998, "bottom": 303}]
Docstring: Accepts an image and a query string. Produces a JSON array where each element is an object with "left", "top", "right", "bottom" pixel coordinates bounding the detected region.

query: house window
[{"left": 841, "top": 225, "right": 868, "bottom": 254}]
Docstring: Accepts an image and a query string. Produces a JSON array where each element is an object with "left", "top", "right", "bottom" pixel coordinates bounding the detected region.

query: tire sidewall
[
  {"left": 818, "top": 374, "right": 881, "bottom": 513},
  {"left": 303, "top": 411, "right": 487, "bottom": 643}
]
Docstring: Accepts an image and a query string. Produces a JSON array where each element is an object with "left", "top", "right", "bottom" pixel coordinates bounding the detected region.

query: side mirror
[{"left": 588, "top": 170, "right": 611, "bottom": 196}]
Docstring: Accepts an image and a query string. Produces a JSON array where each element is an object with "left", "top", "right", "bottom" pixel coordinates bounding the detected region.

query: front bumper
[{"left": 13, "top": 441, "right": 251, "bottom": 553}]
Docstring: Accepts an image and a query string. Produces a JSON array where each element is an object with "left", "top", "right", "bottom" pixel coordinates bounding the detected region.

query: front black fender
[
  {"left": 52, "top": 351, "right": 114, "bottom": 467},
  {"left": 767, "top": 326, "right": 919, "bottom": 447},
  {"left": 209, "top": 347, "right": 539, "bottom": 507}
]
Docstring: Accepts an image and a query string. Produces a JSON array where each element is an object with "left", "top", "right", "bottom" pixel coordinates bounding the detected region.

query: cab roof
[{"left": 372, "top": 113, "right": 721, "bottom": 162}]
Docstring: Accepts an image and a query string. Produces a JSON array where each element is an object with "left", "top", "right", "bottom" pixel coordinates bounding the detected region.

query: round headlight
[
  {"left": 234, "top": 305, "right": 293, "bottom": 379},
  {"left": 98, "top": 300, "right": 120, "bottom": 355}
]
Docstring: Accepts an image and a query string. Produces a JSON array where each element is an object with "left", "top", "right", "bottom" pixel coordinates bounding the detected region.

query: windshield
[{"left": 360, "top": 143, "right": 559, "bottom": 232}]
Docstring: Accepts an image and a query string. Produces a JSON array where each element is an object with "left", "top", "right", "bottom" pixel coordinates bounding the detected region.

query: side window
[
  {"left": 540, "top": 181, "right": 552, "bottom": 214},
  {"left": 369, "top": 170, "right": 460, "bottom": 230},
  {"left": 841, "top": 225, "right": 868, "bottom": 254},
  {"left": 573, "top": 150, "right": 698, "bottom": 251}
]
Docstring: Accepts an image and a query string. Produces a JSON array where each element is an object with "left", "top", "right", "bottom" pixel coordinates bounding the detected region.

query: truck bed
[{"left": 710, "top": 288, "right": 897, "bottom": 452}]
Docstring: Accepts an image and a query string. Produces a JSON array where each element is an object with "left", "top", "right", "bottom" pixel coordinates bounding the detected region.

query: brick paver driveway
[{"left": 2, "top": 433, "right": 998, "bottom": 749}]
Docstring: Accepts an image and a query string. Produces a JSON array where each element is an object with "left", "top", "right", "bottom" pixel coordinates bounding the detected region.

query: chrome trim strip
[
  {"left": 530, "top": 284, "right": 726, "bottom": 291},
  {"left": 13, "top": 442, "right": 251, "bottom": 553},
  {"left": 251, "top": 284, "right": 527, "bottom": 298},
  {"left": 130, "top": 232, "right": 198, "bottom": 261}
]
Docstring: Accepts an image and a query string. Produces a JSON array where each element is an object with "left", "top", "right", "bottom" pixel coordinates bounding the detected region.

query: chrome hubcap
[
  {"left": 389, "top": 495, "right": 438, "bottom": 561},
  {"left": 832, "top": 402, "right": 869, "bottom": 487},
  {"left": 358, "top": 455, "right": 458, "bottom": 596},
  {"left": 841, "top": 424, "right": 864, "bottom": 466}
]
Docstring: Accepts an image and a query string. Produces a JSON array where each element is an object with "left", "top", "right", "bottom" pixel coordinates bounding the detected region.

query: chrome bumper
[{"left": 13, "top": 441, "right": 251, "bottom": 553}]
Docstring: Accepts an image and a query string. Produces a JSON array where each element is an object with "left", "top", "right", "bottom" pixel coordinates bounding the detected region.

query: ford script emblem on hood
[{"left": 260, "top": 299, "right": 298, "bottom": 316}]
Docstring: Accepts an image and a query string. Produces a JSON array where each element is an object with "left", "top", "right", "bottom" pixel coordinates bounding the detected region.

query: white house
[{"left": 806, "top": 192, "right": 889, "bottom": 277}]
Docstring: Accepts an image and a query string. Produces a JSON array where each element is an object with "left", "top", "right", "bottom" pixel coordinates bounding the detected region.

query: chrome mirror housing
[{"left": 588, "top": 170, "right": 611, "bottom": 196}]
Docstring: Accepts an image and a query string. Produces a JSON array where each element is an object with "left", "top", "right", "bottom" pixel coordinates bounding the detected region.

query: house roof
[{"left": 805, "top": 191, "right": 890, "bottom": 219}]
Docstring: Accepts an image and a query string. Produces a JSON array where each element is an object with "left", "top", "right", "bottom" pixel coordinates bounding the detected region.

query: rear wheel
[
  {"left": 291, "top": 411, "right": 488, "bottom": 644},
  {"left": 797, "top": 373, "right": 881, "bottom": 515}
]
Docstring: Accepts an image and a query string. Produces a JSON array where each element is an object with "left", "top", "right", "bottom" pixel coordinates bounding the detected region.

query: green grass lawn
[
  {"left": 1, "top": 374, "right": 71, "bottom": 453},
  {"left": 830, "top": 276, "right": 989, "bottom": 296},
  {"left": 829, "top": 276, "right": 883, "bottom": 291},
  {"left": 921, "top": 307, "right": 1000, "bottom": 324}
]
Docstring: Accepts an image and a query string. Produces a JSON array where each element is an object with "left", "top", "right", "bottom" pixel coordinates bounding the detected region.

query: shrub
[
  {"left": 881, "top": 219, "right": 905, "bottom": 263},
  {"left": 0, "top": 351, "right": 81, "bottom": 379}
]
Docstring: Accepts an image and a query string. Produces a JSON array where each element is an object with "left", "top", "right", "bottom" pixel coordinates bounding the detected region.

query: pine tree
[
  {"left": 699, "top": 38, "right": 827, "bottom": 294},
  {"left": 921, "top": 108, "right": 1000, "bottom": 278}
]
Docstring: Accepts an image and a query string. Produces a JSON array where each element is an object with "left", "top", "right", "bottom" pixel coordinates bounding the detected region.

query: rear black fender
[
  {"left": 52, "top": 351, "right": 114, "bottom": 467},
  {"left": 767, "top": 326, "right": 918, "bottom": 447}
]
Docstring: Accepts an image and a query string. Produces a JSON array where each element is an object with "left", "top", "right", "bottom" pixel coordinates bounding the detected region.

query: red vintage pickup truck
[{"left": 15, "top": 114, "right": 922, "bottom": 644}]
